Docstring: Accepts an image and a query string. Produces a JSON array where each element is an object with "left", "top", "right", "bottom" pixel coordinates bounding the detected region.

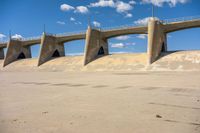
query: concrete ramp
[{"left": 1, "top": 51, "right": 200, "bottom": 72}]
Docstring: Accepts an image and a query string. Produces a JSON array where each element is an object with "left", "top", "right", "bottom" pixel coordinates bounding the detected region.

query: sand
[
  {"left": 0, "top": 71, "right": 200, "bottom": 133},
  {"left": 0, "top": 51, "right": 200, "bottom": 72},
  {"left": 0, "top": 51, "right": 200, "bottom": 133}
]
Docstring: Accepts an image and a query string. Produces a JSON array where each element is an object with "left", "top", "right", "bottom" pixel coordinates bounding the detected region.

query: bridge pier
[
  {"left": 0, "top": 48, "right": 4, "bottom": 59},
  {"left": 84, "top": 26, "right": 108, "bottom": 65},
  {"left": 38, "top": 33, "right": 65, "bottom": 66},
  {"left": 147, "top": 18, "right": 167, "bottom": 64},
  {"left": 3, "top": 39, "right": 31, "bottom": 67}
]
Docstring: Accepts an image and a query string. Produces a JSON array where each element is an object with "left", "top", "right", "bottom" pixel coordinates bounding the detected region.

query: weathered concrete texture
[
  {"left": 103, "top": 26, "right": 147, "bottom": 38},
  {"left": 84, "top": 26, "right": 109, "bottom": 65},
  {"left": 147, "top": 18, "right": 167, "bottom": 64},
  {"left": 3, "top": 40, "right": 31, "bottom": 67},
  {"left": 164, "top": 19, "right": 200, "bottom": 33},
  {"left": 0, "top": 48, "right": 4, "bottom": 59},
  {"left": 38, "top": 33, "right": 65, "bottom": 66}
]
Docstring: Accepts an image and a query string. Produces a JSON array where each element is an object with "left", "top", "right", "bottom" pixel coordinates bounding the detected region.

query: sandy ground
[
  {"left": 0, "top": 71, "right": 200, "bottom": 133},
  {"left": 1, "top": 51, "right": 200, "bottom": 72}
]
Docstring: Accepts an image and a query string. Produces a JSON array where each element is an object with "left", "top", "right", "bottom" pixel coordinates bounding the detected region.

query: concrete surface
[
  {"left": 148, "top": 18, "right": 167, "bottom": 64},
  {"left": 3, "top": 40, "right": 32, "bottom": 67},
  {"left": 38, "top": 33, "right": 65, "bottom": 66},
  {"left": 84, "top": 26, "right": 109, "bottom": 65}
]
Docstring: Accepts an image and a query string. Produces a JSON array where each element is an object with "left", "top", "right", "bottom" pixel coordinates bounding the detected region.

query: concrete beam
[
  {"left": 103, "top": 26, "right": 147, "bottom": 39},
  {"left": 164, "top": 19, "right": 200, "bottom": 33},
  {"left": 147, "top": 18, "right": 167, "bottom": 64},
  {"left": 0, "top": 43, "right": 7, "bottom": 49},
  {"left": 38, "top": 33, "right": 65, "bottom": 66},
  {"left": 3, "top": 39, "right": 31, "bottom": 67},
  {"left": 56, "top": 34, "right": 85, "bottom": 43},
  {"left": 23, "top": 39, "right": 41, "bottom": 46},
  {"left": 84, "top": 26, "right": 108, "bottom": 65}
]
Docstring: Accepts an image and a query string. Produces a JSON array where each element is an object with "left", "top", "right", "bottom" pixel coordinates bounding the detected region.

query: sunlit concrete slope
[{"left": 1, "top": 51, "right": 200, "bottom": 72}]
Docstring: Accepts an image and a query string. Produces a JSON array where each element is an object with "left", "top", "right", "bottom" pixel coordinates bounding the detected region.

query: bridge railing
[
  {"left": 162, "top": 15, "right": 200, "bottom": 24},
  {"left": 101, "top": 23, "right": 147, "bottom": 31},
  {"left": 20, "top": 36, "right": 41, "bottom": 41},
  {"left": 0, "top": 41, "right": 8, "bottom": 44},
  {"left": 11, "top": 36, "right": 41, "bottom": 41},
  {"left": 54, "top": 31, "right": 86, "bottom": 37},
  {"left": 45, "top": 32, "right": 56, "bottom": 36}
]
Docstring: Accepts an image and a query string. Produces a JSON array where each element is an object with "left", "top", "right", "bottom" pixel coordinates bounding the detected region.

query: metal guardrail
[
  {"left": 101, "top": 23, "right": 147, "bottom": 31},
  {"left": 45, "top": 31, "right": 85, "bottom": 37},
  {"left": 0, "top": 41, "right": 7, "bottom": 44},
  {"left": 162, "top": 15, "right": 200, "bottom": 24},
  {"left": 21, "top": 36, "right": 41, "bottom": 41},
  {"left": 11, "top": 36, "right": 41, "bottom": 41},
  {"left": 55, "top": 31, "right": 85, "bottom": 37}
]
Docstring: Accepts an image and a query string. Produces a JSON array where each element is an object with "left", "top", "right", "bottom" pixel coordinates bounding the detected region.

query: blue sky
[{"left": 0, "top": 0, "right": 200, "bottom": 57}]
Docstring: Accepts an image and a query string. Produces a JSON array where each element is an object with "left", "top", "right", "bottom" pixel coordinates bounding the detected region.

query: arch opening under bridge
[
  {"left": 167, "top": 28, "right": 200, "bottom": 52},
  {"left": 64, "top": 39, "right": 85, "bottom": 57},
  {"left": 107, "top": 34, "right": 148, "bottom": 55}
]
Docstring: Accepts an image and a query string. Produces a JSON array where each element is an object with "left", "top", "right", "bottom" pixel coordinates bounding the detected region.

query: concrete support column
[
  {"left": 0, "top": 48, "right": 4, "bottom": 59},
  {"left": 84, "top": 26, "right": 108, "bottom": 65},
  {"left": 147, "top": 18, "right": 167, "bottom": 64},
  {"left": 3, "top": 40, "right": 31, "bottom": 67},
  {"left": 38, "top": 33, "right": 65, "bottom": 66}
]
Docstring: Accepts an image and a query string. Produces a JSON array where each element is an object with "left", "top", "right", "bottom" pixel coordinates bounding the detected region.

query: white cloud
[
  {"left": 141, "top": 0, "right": 189, "bottom": 7},
  {"left": 70, "top": 17, "right": 82, "bottom": 25},
  {"left": 89, "top": 0, "right": 115, "bottom": 7},
  {"left": 134, "top": 17, "right": 159, "bottom": 25},
  {"left": 70, "top": 17, "right": 76, "bottom": 21},
  {"left": 60, "top": 4, "right": 74, "bottom": 11},
  {"left": 89, "top": 0, "right": 135, "bottom": 16},
  {"left": 110, "top": 51, "right": 133, "bottom": 54},
  {"left": 12, "top": 34, "right": 23, "bottom": 40},
  {"left": 115, "top": 1, "right": 133, "bottom": 13},
  {"left": 0, "top": 34, "right": 6, "bottom": 40},
  {"left": 111, "top": 43, "right": 126, "bottom": 48},
  {"left": 167, "top": 35, "right": 172, "bottom": 38},
  {"left": 93, "top": 21, "right": 101, "bottom": 27},
  {"left": 125, "top": 13, "right": 132, "bottom": 18},
  {"left": 134, "top": 17, "right": 151, "bottom": 25},
  {"left": 75, "top": 21, "right": 82, "bottom": 25},
  {"left": 115, "top": 35, "right": 130, "bottom": 40},
  {"left": 75, "top": 6, "right": 89, "bottom": 14},
  {"left": 57, "top": 21, "right": 65, "bottom": 25},
  {"left": 111, "top": 42, "right": 136, "bottom": 48},
  {"left": 137, "top": 34, "right": 147, "bottom": 39},
  {"left": 126, "top": 42, "right": 136, "bottom": 46},
  {"left": 129, "top": 0, "right": 136, "bottom": 5},
  {"left": 66, "top": 52, "right": 84, "bottom": 56}
]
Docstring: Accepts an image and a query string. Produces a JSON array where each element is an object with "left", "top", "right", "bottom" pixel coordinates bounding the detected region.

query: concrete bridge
[{"left": 0, "top": 15, "right": 200, "bottom": 67}]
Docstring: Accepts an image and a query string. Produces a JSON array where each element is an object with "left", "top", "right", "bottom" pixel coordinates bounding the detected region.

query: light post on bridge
[{"left": 9, "top": 30, "right": 11, "bottom": 40}]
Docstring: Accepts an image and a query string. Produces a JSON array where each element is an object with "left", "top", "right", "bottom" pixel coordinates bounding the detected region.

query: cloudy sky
[{"left": 0, "top": 0, "right": 200, "bottom": 57}]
